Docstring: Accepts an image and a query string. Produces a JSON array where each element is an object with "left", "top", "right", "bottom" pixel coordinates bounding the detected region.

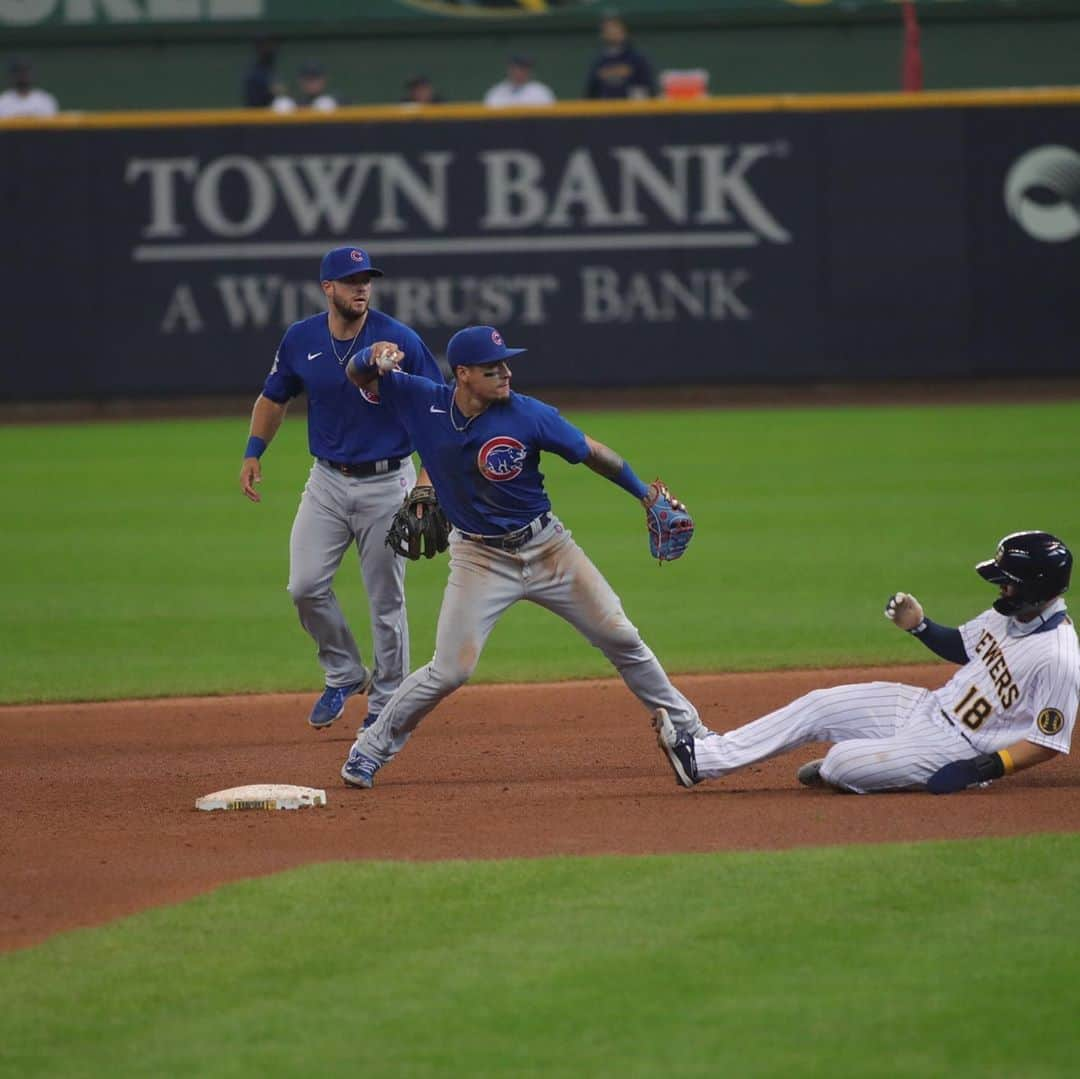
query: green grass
[
  {"left": 3, "top": 401, "right": 1079, "bottom": 702},
  {"left": 2, "top": 835, "right": 1078, "bottom": 1077},
  {"left": 5, "top": 403, "right": 1079, "bottom": 1077}
]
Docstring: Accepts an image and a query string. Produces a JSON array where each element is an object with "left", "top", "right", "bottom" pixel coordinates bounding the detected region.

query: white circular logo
[{"left": 1004, "top": 145, "right": 1080, "bottom": 243}]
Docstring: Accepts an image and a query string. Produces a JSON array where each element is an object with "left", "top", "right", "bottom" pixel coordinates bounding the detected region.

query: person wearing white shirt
[
  {"left": 272, "top": 61, "right": 339, "bottom": 113},
  {"left": 483, "top": 55, "right": 555, "bottom": 109},
  {"left": 0, "top": 58, "right": 58, "bottom": 119}
]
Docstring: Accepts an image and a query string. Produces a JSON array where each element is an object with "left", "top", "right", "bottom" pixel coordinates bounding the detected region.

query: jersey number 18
[{"left": 953, "top": 686, "right": 992, "bottom": 730}]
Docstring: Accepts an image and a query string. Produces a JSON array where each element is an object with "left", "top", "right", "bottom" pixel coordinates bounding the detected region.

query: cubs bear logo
[
  {"left": 478, "top": 436, "right": 527, "bottom": 482},
  {"left": 1037, "top": 707, "right": 1065, "bottom": 735}
]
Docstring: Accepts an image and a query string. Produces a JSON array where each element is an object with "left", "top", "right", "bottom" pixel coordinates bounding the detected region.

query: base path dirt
[{"left": 3, "top": 665, "right": 1078, "bottom": 953}]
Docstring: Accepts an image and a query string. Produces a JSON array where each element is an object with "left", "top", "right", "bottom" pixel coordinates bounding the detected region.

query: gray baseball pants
[
  {"left": 287, "top": 458, "right": 416, "bottom": 713},
  {"left": 353, "top": 517, "right": 704, "bottom": 766}
]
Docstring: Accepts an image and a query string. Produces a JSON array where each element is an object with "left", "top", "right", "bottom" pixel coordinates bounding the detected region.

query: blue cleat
[
  {"left": 361, "top": 712, "right": 379, "bottom": 730},
  {"left": 341, "top": 746, "right": 381, "bottom": 789},
  {"left": 652, "top": 707, "right": 699, "bottom": 788},
  {"left": 308, "top": 667, "right": 374, "bottom": 730}
]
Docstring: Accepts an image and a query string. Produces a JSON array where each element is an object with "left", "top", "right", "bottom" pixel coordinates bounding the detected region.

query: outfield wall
[{"left": 2, "top": 92, "right": 1078, "bottom": 400}]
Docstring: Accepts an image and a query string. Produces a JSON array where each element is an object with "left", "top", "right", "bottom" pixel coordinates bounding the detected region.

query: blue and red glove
[{"left": 643, "top": 481, "right": 694, "bottom": 563}]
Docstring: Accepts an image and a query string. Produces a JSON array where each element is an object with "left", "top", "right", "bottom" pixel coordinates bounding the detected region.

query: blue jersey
[
  {"left": 377, "top": 371, "right": 590, "bottom": 535},
  {"left": 261, "top": 309, "right": 441, "bottom": 463}
]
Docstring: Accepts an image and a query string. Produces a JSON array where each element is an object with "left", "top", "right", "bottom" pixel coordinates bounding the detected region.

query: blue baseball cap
[
  {"left": 319, "top": 246, "right": 383, "bottom": 282},
  {"left": 446, "top": 325, "right": 527, "bottom": 368}
]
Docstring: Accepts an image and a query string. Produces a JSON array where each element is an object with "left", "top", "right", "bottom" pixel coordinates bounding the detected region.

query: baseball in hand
[
  {"left": 884, "top": 592, "right": 924, "bottom": 631},
  {"left": 375, "top": 349, "right": 401, "bottom": 373},
  {"left": 366, "top": 341, "right": 403, "bottom": 374}
]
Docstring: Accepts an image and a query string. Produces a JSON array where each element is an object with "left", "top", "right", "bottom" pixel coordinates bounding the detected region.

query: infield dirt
[{"left": 3, "top": 664, "right": 1078, "bottom": 953}]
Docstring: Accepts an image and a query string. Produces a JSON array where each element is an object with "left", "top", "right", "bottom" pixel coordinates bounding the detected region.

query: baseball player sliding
[
  {"left": 654, "top": 531, "right": 1077, "bottom": 794},
  {"left": 335, "top": 325, "right": 704, "bottom": 789}
]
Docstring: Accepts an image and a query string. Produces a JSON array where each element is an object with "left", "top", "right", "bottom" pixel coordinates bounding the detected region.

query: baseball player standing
[
  {"left": 654, "top": 531, "right": 1078, "bottom": 794},
  {"left": 239, "top": 247, "right": 442, "bottom": 730},
  {"left": 334, "top": 325, "right": 706, "bottom": 789}
]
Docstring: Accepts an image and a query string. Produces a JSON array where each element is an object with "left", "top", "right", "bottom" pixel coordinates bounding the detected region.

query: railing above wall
[{"left": 4, "top": 86, "right": 1080, "bottom": 129}]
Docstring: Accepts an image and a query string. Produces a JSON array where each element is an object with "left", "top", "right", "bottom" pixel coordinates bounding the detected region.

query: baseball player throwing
[
  {"left": 335, "top": 325, "right": 705, "bottom": 789},
  {"left": 239, "top": 247, "right": 442, "bottom": 731},
  {"left": 654, "top": 531, "right": 1077, "bottom": 794}
]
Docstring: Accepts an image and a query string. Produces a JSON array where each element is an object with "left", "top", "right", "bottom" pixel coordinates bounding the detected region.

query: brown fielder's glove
[
  {"left": 385, "top": 486, "right": 451, "bottom": 560},
  {"left": 643, "top": 481, "right": 695, "bottom": 563}
]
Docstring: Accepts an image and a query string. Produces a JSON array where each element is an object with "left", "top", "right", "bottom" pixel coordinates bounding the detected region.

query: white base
[{"left": 195, "top": 784, "right": 327, "bottom": 812}]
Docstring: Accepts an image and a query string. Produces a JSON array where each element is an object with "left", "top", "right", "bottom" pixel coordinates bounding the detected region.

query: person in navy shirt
[
  {"left": 337, "top": 324, "right": 707, "bottom": 789},
  {"left": 240, "top": 246, "right": 442, "bottom": 731},
  {"left": 584, "top": 13, "right": 657, "bottom": 100}
]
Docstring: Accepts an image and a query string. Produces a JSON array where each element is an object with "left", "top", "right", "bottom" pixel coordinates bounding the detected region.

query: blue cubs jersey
[
  {"left": 376, "top": 371, "right": 590, "bottom": 535},
  {"left": 261, "top": 309, "right": 441, "bottom": 463}
]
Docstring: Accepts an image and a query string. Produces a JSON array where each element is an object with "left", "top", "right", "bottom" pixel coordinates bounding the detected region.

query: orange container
[{"left": 660, "top": 69, "right": 709, "bottom": 100}]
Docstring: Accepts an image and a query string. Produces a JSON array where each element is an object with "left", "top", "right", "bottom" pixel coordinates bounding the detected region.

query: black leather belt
[
  {"left": 940, "top": 709, "right": 976, "bottom": 747},
  {"left": 320, "top": 457, "right": 403, "bottom": 478},
  {"left": 461, "top": 513, "right": 552, "bottom": 552}
]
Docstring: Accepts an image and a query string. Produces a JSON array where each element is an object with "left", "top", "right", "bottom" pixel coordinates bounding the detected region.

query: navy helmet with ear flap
[{"left": 976, "top": 531, "right": 1072, "bottom": 615}]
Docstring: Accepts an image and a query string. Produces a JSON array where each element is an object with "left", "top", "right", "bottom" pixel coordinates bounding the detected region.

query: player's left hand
[
  {"left": 643, "top": 481, "right": 694, "bottom": 562},
  {"left": 927, "top": 759, "right": 980, "bottom": 794},
  {"left": 927, "top": 751, "right": 1006, "bottom": 794}
]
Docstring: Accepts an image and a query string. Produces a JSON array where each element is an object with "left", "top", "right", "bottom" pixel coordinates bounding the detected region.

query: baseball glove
[
  {"left": 385, "top": 486, "right": 451, "bottom": 560},
  {"left": 643, "top": 481, "right": 694, "bottom": 563}
]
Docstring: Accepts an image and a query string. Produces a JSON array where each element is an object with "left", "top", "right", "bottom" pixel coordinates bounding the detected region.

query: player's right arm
[
  {"left": 240, "top": 339, "right": 303, "bottom": 503},
  {"left": 240, "top": 394, "right": 288, "bottom": 503}
]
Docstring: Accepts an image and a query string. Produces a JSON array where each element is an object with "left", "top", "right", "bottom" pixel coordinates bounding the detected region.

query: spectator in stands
[
  {"left": 272, "top": 61, "right": 340, "bottom": 113},
  {"left": 0, "top": 57, "right": 58, "bottom": 118},
  {"left": 243, "top": 37, "right": 286, "bottom": 108},
  {"left": 484, "top": 55, "right": 556, "bottom": 108},
  {"left": 584, "top": 11, "right": 657, "bottom": 100},
  {"left": 401, "top": 74, "right": 445, "bottom": 106}
]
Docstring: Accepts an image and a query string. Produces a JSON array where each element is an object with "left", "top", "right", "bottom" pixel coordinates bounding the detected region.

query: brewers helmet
[{"left": 976, "top": 531, "right": 1072, "bottom": 615}]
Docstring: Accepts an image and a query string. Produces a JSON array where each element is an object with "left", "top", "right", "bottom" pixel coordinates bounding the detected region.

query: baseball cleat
[
  {"left": 308, "top": 666, "right": 375, "bottom": 730},
  {"left": 652, "top": 707, "right": 699, "bottom": 788},
  {"left": 341, "top": 747, "right": 381, "bottom": 789},
  {"left": 796, "top": 758, "right": 828, "bottom": 788}
]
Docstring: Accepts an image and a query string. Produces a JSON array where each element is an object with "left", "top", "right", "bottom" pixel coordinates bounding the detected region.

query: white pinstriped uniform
[{"left": 691, "top": 599, "right": 1079, "bottom": 793}]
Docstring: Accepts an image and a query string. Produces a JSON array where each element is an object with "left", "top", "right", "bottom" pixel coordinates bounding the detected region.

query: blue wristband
[
  {"left": 612, "top": 460, "right": 649, "bottom": 500},
  {"left": 245, "top": 436, "right": 267, "bottom": 459}
]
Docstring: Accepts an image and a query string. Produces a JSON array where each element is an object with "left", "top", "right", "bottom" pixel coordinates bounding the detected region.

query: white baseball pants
[{"left": 691, "top": 682, "right": 976, "bottom": 792}]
